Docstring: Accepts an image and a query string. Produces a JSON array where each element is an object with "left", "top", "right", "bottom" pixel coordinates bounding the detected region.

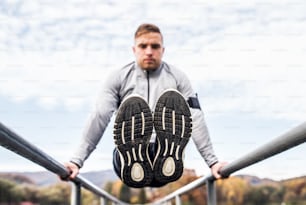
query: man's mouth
[{"left": 144, "top": 59, "right": 154, "bottom": 63}]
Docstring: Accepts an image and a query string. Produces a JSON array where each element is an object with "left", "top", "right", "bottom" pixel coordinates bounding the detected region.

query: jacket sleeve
[
  {"left": 175, "top": 69, "right": 219, "bottom": 167},
  {"left": 190, "top": 108, "right": 219, "bottom": 167},
  {"left": 70, "top": 71, "right": 120, "bottom": 168}
]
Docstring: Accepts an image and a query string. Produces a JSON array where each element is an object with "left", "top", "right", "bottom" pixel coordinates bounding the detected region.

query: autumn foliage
[{"left": 1, "top": 170, "right": 306, "bottom": 205}]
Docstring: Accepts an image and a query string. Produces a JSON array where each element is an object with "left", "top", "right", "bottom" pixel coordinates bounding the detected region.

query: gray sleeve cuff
[{"left": 69, "top": 158, "right": 83, "bottom": 168}]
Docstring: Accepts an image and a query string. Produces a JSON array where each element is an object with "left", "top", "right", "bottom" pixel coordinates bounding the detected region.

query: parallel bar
[
  {"left": 220, "top": 122, "right": 306, "bottom": 177},
  {"left": 0, "top": 122, "right": 69, "bottom": 178},
  {"left": 152, "top": 176, "right": 210, "bottom": 205},
  {"left": 154, "top": 121, "right": 306, "bottom": 205},
  {"left": 76, "top": 175, "right": 128, "bottom": 204},
  {"left": 0, "top": 122, "right": 127, "bottom": 205},
  {"left": 1, "top": 119, "right": 306, "bottom": 205}
]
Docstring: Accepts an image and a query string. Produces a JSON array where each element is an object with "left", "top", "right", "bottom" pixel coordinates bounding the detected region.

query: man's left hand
[{"left": 210, "top": 161, "right": 228, "bottom": 179}]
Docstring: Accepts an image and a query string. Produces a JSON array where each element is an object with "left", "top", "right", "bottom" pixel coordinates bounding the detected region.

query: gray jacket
[{"left": 70, "top": 61, "right": 218, "bottom": 168}]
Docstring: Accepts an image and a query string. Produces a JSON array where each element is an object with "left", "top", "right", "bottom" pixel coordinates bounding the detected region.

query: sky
[{"left": 0, "top": 0, "right": 306, "bottom": 181}]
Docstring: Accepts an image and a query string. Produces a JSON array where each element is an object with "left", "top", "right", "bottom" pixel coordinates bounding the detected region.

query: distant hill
[
  {"left": 1, "top": 170, "right": 305, "bottom": 190},
  {"left": 0, "top": 172, "right": 35, "bottom": 184},
  {"left": 235, "top": 174, "right": 279, "bottom": 186},
  {"left": 0, "top": 169, "right": 118, "bottom": 188},
  {"left": 1, "top": 169, "right": 305, "bottom": 205}
]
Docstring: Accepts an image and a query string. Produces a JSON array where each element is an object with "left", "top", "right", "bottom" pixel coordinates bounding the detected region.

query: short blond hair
[{"left": 134, "top": 23, "right": 163, "bottom": 42}]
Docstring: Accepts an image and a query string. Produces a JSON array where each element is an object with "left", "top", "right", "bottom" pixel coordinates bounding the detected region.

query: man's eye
[
  {"left": 152, "top": 44, "right": 161, "bottom": 49},
  {"left": 139, "top": 44, "right": 147, "bottom": 49}
]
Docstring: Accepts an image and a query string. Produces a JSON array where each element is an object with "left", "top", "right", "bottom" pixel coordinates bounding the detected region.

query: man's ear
[{"left": 132, "top": 46, "right": 136, "bottom": 54}]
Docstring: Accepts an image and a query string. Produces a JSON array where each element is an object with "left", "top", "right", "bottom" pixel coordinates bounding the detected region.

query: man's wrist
[
  {"left": 209, "top": 161, "right": 218, "bottom": 168},
  {"left": 70, "top": 160, "right": 81, "bottom": 169}
]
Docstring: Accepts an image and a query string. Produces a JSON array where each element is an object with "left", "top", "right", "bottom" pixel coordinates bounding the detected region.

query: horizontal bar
[
  {"left": 0, "top": 122, "right": 69, "bottom": 178},
  {"left": 1, "top": 119, "right": 305, "bottom": 205},
  {"left": 220, "top": 121, "right": 306, "bottom": 177},
  {"left": 0, "top": 122, "right": 127, "bottom": 205},
  {"left": 75, "top": 175, "right": 130, "bottom": 205},
  {"left": 152, "top": 175, "right": 210, "bottom": 204},
  {"left": 153, "top": 121, "right": 306, "bottom": 204}
]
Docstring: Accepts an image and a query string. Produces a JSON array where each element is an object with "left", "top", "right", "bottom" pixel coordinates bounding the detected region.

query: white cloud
[
  {"left": 1, "top": 0, "right": 306, "bottom": 122},
  {"left": 168, "top": 2, "right": 306, "bottom": 122},
  {"left": 0, "top": 50, "right": 112, "bottom": 110},
  {"left": 201, "top": 32, "right": 306, "bottom": 121}
]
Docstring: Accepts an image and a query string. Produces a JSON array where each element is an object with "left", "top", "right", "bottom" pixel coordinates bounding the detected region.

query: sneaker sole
[
  {"left": 153, "top": 89, "right": 192, "bottom": 183},
  {"left": 113, "top": 96, "right": 153, "bottom": 188}
]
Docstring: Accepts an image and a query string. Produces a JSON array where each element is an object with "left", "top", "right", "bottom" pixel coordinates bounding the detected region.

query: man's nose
[{"left": 145, "top": 46, "right": 153, "bottom": 55}]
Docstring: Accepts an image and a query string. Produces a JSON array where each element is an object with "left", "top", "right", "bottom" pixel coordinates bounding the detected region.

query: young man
[{"left": 64, "top": 23, "right": 225, "bottom": 188}]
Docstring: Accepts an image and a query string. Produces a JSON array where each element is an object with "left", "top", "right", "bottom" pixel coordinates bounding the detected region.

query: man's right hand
[{"left": 63, "top": 162, "right": 80, "bottom": 180}]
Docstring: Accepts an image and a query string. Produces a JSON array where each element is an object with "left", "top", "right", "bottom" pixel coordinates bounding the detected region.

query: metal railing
[
  {"left": 1, "top": 121, "right": 306, "bottom": 205},
  {"left": 0, "top": 122, "right": 128, "bottom": 205},
  {"left": 154, "top": 121, "right": 306, "bottom": 205}
]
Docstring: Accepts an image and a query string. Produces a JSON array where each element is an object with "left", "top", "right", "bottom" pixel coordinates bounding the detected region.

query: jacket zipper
[{"left": 146, "top": 71, "right": 150, "bottom": 103}]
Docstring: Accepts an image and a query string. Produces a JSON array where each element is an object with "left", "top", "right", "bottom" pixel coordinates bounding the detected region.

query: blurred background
[{"left": 1, "top": 0, "right": 306, "bottom": 181}]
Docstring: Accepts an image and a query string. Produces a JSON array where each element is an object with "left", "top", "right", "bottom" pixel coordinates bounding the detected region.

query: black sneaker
[
  {"left": 153, "top": 89, "right": 192, "bottom": 184},
  {"left": 113, "top": 95, "right": 153, "bottom": 188}
]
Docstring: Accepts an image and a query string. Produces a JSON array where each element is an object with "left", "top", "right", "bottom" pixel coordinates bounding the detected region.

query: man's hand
[
  {"left": 62, "top": 162, "right": 80, "bottom": 180},
  {"left": 210, "top": 161, "right": 228, "bottom": 179}
]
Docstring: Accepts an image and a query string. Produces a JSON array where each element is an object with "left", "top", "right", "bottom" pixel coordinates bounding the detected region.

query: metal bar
[
  {"left": 207, "top": 180, "right": 216, "bottom": 205},
  {"left": 152, "top": 121, "right": 306, "bottom": 205},
  {"left": 71, "top": 182, "right": 81, "bottom": 205},
  {"left": 175, "top": 195, "right": 181, "bottom": 205},
  {"left": 0, "top": 122, "right": 69, "bottom": 178},
  {"left": 152, "top": 176, "right": 209, "bottom": 205},
  {"left": 219, "top": 122, "right": 306, "bottom": 177},
  {"left": 1, "top": 119, "right": 306, "bottom": 205},
  {"left": 100, "top": 197, "right": 106, "bottom": 205},
  {"left": 76, "top": 175, "right": 128, "bottom": 205},
  {"left": 0, "top": 122, "right": 127, "bottom": 205}
]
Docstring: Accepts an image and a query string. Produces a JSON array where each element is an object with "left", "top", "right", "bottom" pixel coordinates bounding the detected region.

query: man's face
[{"left": 133, "top": 32, "right": 165, "bottom": 70}]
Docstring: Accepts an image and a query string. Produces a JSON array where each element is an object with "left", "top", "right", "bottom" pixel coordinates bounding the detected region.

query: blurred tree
[
  {"left": 216, "top": 177, "right": 249, "bottom": 205},
  {"left": 282, "top": 177, "right": 306, "bottom": 204},
  {"left": 137, "top": 188, "right": 147, "bottom": 204},
  {"left": 119, "top": 183, "right": 131, "bottom": 203},
  {"left": 104, "top": 181, "right": 114, "bottom": 205},
  {"left": 81, "top": 188, "right": 100, "bottom": 205},
  {"left": 38, "top": 182, "right": 70, "bottom": 205},
  {"left": 0, "top": 178, "right": 23, "bottom": 203}
]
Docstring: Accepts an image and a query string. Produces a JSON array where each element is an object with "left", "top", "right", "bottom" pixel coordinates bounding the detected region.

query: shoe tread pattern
[
  {"left": 113, "top": 96, "right": 153, "bottom": 188},
  {"left": 153, "top": 90, "right": 192, "bottom": 184}
]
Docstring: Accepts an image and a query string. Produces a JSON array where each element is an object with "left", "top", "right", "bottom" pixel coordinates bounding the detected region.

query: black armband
[{"left": 187, "top": 94, "right": 201, "bottom": 110}]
